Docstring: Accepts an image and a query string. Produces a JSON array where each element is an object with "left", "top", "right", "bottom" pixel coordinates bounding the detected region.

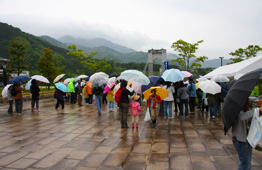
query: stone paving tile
[
  {"left": 0, "top": 99, "right": 262, "bottom": 169},
  {"left": 6, "top": 158, "right": 37, "bottom": 169}
]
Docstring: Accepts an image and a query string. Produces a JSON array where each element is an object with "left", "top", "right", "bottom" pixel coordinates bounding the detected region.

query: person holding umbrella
[
  {"left": 13, "top": 83, "right": 23, "bottom": 114},
  {"left": 68, "top": 78, "right": 76, "bottom": 104},
  {"left": 163, "top": 82, "right": 175, "bottom": 119},
  {"left": 30, "top": 79, "right": 40, "bottom": 112},
  {"left": 146, "top": 89, "right": 162, "bottom": 127}
]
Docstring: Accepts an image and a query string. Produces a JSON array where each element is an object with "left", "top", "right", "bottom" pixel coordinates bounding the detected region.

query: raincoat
[
  {"left": 129, "top": 100, "right": 143, "bottom": 116},
  {"left": 68, "top": 78, "right": 75, "bottom": 93}
]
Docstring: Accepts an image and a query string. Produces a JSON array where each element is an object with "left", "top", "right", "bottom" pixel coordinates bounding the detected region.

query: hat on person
[{"left": 133, "top": 95, "right": 140, "bottom": 101}]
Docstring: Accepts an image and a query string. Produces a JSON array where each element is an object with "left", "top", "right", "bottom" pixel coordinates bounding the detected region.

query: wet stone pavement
[{"left": 0, "top": 98, "right": 262, "bottom": 170}]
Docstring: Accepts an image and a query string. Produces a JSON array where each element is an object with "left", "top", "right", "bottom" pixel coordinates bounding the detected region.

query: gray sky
[{"left": 1, "top": 0, "right": 262, "bottom": 59}]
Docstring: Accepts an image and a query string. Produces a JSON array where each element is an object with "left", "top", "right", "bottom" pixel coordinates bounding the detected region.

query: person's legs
[
  {"left": 179, "top": 100, "right": 184, "bottom": 116},
  {"left": 61, "top": 100, "right": 64, "bottom": 109},
  {"left": 31, "top": 99, "right": 35, "bottom": 110},
  {"left": 122, "top": 103, "right": 129, "bottom": 128},
  {"left": 135, "top": 115, "right": 139, "bottom": 127},
  {"left": 232, "top": 137, "right": 252, "bottom": 170},
  {"left": 56, "top": 100, "right": 60, "bottom": 109},
  {"left": 15, "top": 100, "right": 18, "bottom": 113},
  {"left": 36, "top": 99, "right": 39, "bottom": 110},
  {"left": 89, "top": 94, "right": 93, "bottom": 104},
  {"left": 185, "top": 99, "right": 189, "bottom": 117},
  {"left": 164, "top": 101, "right": 168, "bottom": 117},
  {"left": 17, "top": 99, "right": 22, "bottom": 113},
  {"left": 131, "top": 115, "right": 135, "bottom": 127},
  {"left": 119, "top": 104, "right": 124, "bottom": 128},
  {"left": 95, "top": 95, "right": 101, "bottom": 114},
  {"left": 8, "top": 100, "right": 13, "bottom": 113},
  {"left": 168, "top": 101, "right": 173, "bottom": 118}
]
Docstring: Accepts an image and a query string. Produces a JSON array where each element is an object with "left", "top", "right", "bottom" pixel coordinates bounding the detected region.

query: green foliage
[
  {"left": 229, "top": 45, "right": 262, "bottom": 64},
  {"left": 94, "top": 56, "right": 112, "bottom": 72},
  {"left": 37, "top": 48, "right": 57, "bottom": 84},
  {"left": 7, "top": 37, "right": 28, "bottom": 75},
  {"left": 171, "top": 39, "right": 208, "bottom": 71}
]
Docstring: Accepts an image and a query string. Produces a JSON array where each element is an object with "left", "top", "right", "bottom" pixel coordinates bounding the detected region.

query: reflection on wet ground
[{"left": 0, "top": 98, "right": 262, "bottom": 169}]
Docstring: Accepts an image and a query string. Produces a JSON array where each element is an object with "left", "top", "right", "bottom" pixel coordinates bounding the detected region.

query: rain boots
[
  {"left": 136, "top": 123, "right": 138, "bottom": 128},
  {"left": 132, "top": 123, "right": 134, "bottom": 128}
]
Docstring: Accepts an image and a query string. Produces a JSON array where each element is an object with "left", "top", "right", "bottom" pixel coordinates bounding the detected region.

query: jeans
[
  {"left": 95, "top": 95, "right": 102, "bottom": 114},
  {"left": 31, "top": 99, "right": 39, "bottom": 109},
  {"left": 180, "top": 99, "right": 189, "bottom": 116},
  {"left": 232, "top": 137, "right": 252, "bottom": 170},
  {"left": 197, "top": 97, "right": 202, "bottom": 109},
  {"left": 109, "top": 101, "right": 114, "bottom": 110},
  {"left": 8, "top": 100, "right": 13, "bottom": 113},
  {"left": 209, "top": 104, "right": 217, "bottom": 117},
  {"left": 164, "top": 101, "right": 173, "bottom": 118},
  {"left": 15, "top": 99, "right": 22, "bottom": 113}
]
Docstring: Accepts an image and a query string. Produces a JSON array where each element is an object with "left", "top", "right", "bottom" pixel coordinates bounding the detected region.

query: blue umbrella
[
  {"left": 55, "top": 83, "right": 68, "bottom": 92},
  {"left": 161, "top": 69, "right": 184, "bottom": 83},
  {"left": 8, "top": 75, "right": 30, "bottom": 84},
  {"left": 149, "top": 76, "right": 163, "bottom": 86}
]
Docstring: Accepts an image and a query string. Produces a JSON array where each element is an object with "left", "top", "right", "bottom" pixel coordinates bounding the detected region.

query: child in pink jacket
[{"left": 129, "top": 95, "right": 143, "bottom": 128}]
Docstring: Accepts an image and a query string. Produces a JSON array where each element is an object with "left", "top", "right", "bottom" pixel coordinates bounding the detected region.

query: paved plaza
[{"left": 0, "top": 98, "right": 262, "bottom": 170}]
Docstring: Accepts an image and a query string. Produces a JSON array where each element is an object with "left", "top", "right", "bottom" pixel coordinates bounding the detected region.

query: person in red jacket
[{"left": 147, "top": 89, "right": 162, "bottom": 127}]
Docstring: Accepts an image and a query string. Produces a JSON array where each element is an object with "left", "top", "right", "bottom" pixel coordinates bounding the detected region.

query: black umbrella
[
  {"left": 226, "top": 80, "right": 237, "bottom": 89},
  {"left": 223, "top": 68, "right": 262, "bottom": 134}
]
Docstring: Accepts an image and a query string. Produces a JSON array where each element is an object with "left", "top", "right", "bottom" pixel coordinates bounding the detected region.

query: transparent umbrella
[
  {"left": 90, "top": 72, "right": 109, "bottom": 86},
  {"left": 198, "top": 80, "right": 221, "bottom": 95},
  {"left": 161, "top": 69, "right": 184, "bottom": 83},
  {"left": 53, "top": 74, "right": 65, "bottom": 83},
  {"left": 118, "top": 70, "right": 150, "bottom": 85}
]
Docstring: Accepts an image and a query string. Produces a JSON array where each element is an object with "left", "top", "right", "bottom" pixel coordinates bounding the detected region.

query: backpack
[
  {"left": 10, "top": 86, "right": 17, "bottom": 97},
  {"left": 92, "top": 86, "right": 103, "bottom": 95},
  {"left": 115, "top": 88, "right": 124, "bottom": 103}
]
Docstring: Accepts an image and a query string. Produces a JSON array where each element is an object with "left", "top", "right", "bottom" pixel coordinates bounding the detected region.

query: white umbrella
[
  {"left": 211, "top": 75, "right": 230, "bottom": 83},
  {"left": 198, "top": 80, "right": 221, "bottom": 95},
  {"left": 53, "top": 74, "right": 65, "bottom": 83},
  {"left": 90, "top": 72, "right": 109, "bottom": 86},
  {"left": 31, "top": 75, "right": 50, "bottom": 83},
  {"left": 107, "top": 77, "right": 116, "bottom": 84},
  {"left": 25, "top": 79, "right": 32, "bottom": 90},
  {"left": 2, "top": 84, "right": 12, "bottom": 98},
  {"left": 63, "top": 78, "right": 71, "bottom": 85},
  {"left": 77, "top": 75, "right": 88, "bottom": 79}
]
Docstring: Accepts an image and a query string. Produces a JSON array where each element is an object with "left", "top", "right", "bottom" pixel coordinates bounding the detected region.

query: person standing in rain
[
  {"left": 86, "top": 78, "right": 93, "bottom": 105},
  {"left": 30, "top": 79, "right": 40, "bottom": 112},
  {"left": 187, "top": 78, "right": 196, "bottom": 113},
  {"left": 7, "top": 86, "right": 13, "bottom": 114},
  {"left": 76, "top": 79, "right": 83, "bottom": 106},
  {"left": 119, "top": 80, "right": 134, "bottom": 128},
  {"left": 91, "top": 83, "right": 104, "bottom": 115},
  {"left": 68, "top": 78, "right": 76, "bottom": 104},
  {"left": 232, "top": 100, "right": 262, "bottom": 170},
  {"left": 163, "top": 82, "right": 175, "bottom": 118},
  {"left": 13, "top": 83, "right": 23, "bottom": 114}
]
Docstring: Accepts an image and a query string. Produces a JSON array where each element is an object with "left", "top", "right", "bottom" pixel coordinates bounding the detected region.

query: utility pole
[{"left": 219, "top": 57, "right": 224, "bottom": 66}]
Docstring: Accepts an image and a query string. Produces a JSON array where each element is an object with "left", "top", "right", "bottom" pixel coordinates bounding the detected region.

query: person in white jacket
[{"left": 163, "top": 82, "right": 175, "bottom": 118}]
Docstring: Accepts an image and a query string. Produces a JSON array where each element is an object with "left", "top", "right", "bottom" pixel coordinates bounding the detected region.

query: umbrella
[
  {"left": 53, "top": 74, "right": 65, "bottom": 83},
  {"left": 132, "top": 82, "right": 142, "bottom": 94},
  {"left": 142, "top": 82, "right": 154, "bottom": 93},
  {"left": 211, "top": 75, "right": 230, "bottom": 83},
  {"left": 2, "top": 84, "right": 12, "bottom": 98},
  {"left": 103, "top": 82, "right": 115, "bottom": 94},
  {"left": 189, "top": 75, "right": 199, "bottom": 79},
  {"left": 223, "top": 68, "right": 262, "bottom": 134},
  {"left": 90, "top": 72, "right": 109, "bottom": 86},
  {"left": 198, "top": 80, "right": 221, "bottom": 95},
  {"left": 31, "top": 75, "right": 50, "bottom": 83},
  {"left": 161, "top": 69, "right": 184, "bottom": 83},
  {"left": 107, "top": 77, "right": 116, "bottom": 84},
  {"left": 63, "top": 78, "right": 71, "bottom": 85},
  {"left": 109, "top": 73, "right": 119, "bottom": 78},
  {"left": 149, "top": 76, "right": 163, "bottom": 86},
  {"left": 143, "top": 86, "right": 168, "bottom": 100},
  {"left": 226, "top": 80, "right": 237, "bottom": 89},
  {"left": 118, "top": 70, "right": 150, "bottom": 85},
  {"left": 8, "top": 75, "right": 30, "bottom": 84},
  {"left": 55, "top": 83, "right": 68, "bottom": 92},
  {"left": 77, "top": 75, "right": 88, "bottom": 79},
  {"left": 181, "top": 71, "right": 192, "bottom": 78}
]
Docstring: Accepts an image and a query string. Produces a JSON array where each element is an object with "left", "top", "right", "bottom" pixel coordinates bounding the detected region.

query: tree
[
  {"left": 7, "top": 37, "right": 28, "bottom": 75},
  {"left": 94, "top": 56, "right": 112, "bottom": 72},
  {"left": 171, "top": 39, "right": 208, "bottom": 71},
  {"left": 67, "top": 45, "right": 111, "bottom": 73},
  {"left": 229, "top": 45, "right": 262, "bottom": 64},
  {"left": 37, "top": 48, "right": 57, "bottom": 87}
]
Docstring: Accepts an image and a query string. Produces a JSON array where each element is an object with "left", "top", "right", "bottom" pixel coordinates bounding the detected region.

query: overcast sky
[{"left": 0, "top": 0, "right": 262, "bottom": 59}]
